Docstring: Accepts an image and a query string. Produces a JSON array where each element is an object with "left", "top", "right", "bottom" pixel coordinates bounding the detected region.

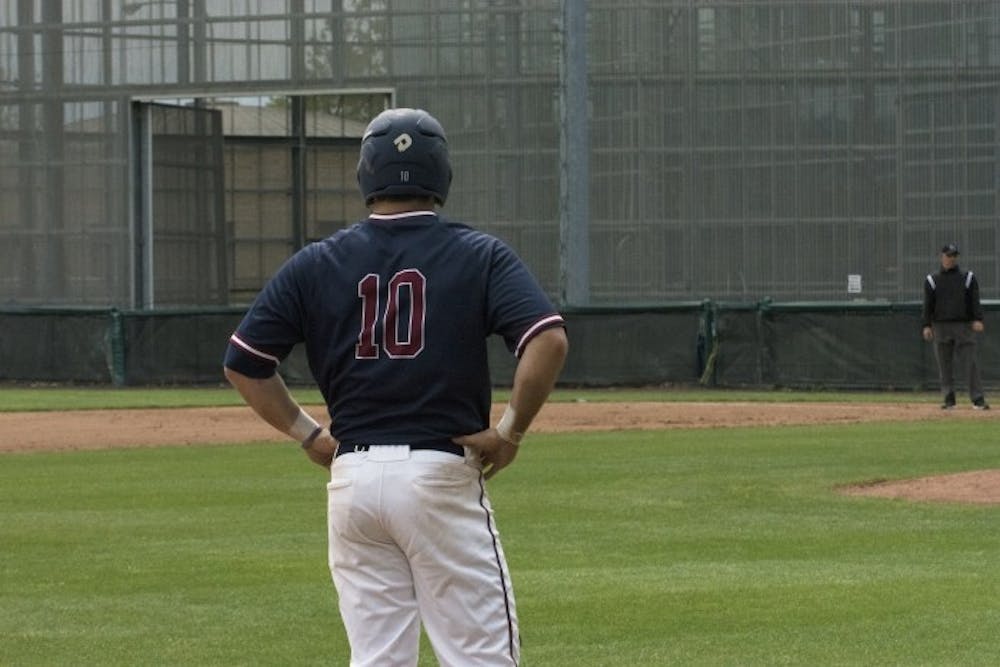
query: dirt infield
[
  {"left": 841, "top": 469, "right": 1000, "bottom": 505},
  {"left": 3, "top": 400, "right": 998, "bottom": 503}
]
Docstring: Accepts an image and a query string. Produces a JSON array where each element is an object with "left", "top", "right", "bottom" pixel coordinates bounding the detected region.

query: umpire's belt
[{"left": 335, "top": 440, "right": 465, "bottom": 458}]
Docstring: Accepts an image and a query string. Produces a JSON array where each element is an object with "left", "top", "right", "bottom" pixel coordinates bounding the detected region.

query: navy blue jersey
[{"left": 224, "top": 211, "right": 565, "bottom": 444}]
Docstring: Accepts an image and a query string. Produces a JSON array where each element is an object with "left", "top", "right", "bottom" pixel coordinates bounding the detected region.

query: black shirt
[{"left": 922, "top": 264, "right": 983, "bottom": 326}]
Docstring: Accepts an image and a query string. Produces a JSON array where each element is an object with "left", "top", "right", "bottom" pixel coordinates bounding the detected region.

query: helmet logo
[{"left": 393, "top": 133, "right": 413, "bottom": 152}]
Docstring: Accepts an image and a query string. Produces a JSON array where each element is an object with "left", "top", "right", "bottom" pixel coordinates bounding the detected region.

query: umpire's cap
[
  {"left": 941, "top": 243, "right": 960, "bottom": 256},
  {"left": 357, "top": 108, "right": 452, "bottom": 205}
]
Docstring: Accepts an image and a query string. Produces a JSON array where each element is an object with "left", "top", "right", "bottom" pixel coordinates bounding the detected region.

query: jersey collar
[{"left": 368, "top": 210, "right": 437, "bottom": 221}]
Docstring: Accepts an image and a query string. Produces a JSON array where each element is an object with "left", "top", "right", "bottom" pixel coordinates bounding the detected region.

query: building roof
[
  {"left": 213, "top": 101, "right": 368, "bottom": 138},
  {"left": 62, "top": 99, "right": 368, "bottom": 138}
]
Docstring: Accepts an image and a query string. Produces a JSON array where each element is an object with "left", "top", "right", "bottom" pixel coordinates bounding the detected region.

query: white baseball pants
[{"left": 326, "top": 445, "right": 520, "bottom": 667}]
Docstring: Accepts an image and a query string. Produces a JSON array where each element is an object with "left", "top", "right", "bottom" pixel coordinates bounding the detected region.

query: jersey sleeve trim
[
  {"left": 515, "top": 314, "right": 566, "bottom": 357},
  {"left": 229, "top": 333, "right": 281, "bottom": 366}
]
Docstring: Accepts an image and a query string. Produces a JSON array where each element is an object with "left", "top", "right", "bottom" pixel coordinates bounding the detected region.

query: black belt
[{"left": 335, "top": 440, "right": 465, "bottom": 458}]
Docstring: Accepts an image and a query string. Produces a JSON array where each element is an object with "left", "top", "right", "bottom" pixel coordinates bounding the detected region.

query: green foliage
[{"left": 3, "top": 421, "right": 999, "bottom": 665}]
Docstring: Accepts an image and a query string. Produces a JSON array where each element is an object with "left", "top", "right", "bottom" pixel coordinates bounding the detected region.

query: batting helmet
[{"left": 357, "top": 108, "right": 452, "bottom": 205}]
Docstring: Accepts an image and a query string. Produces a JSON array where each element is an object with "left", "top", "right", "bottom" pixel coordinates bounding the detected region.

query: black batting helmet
[{"left": 357, "top": 108, "right": 452, "bottom": 205}]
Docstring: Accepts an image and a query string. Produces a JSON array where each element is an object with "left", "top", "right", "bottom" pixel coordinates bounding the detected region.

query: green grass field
[
  {"left": 0, "top": 384, "right": 941, "bottom": 411},
  {"left": 2, "top": 389, "right": 997, "bottom": 665}
]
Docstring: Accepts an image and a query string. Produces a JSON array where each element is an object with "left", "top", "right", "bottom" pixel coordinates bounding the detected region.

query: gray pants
[{"left": 933, "top": 321, "right": 985, "bottom": 402}]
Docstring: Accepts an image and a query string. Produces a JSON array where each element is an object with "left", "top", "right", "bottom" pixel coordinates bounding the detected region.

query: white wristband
[
  {"left": 496, "top": 405, "right": 524, "bottom": 446},
  {"left": 289, "top": 408, "right": 321, "bottom": 443}
]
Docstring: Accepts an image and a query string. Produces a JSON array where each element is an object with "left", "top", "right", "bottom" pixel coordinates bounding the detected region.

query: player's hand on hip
[
  {"left": 922, "top": 326, "right": 934, "bottom": 341},
  {"left": 302, "top": 428, "right": 338, "bottom": 468},
  {"left": 972, "top": 320, "right": 985, "bottom": 333},
  {"left": 452, "top": 429, "right": 519, "bottom": 480}
]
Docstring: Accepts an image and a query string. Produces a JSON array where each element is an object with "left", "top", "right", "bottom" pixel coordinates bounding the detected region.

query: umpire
[{"left": 921, "top": 242, "right": 989, "bottom": 410}]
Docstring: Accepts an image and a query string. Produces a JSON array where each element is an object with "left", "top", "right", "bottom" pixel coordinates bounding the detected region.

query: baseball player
[
  {"left": 922, "top": 242, "right": 989, "bottom": 410},
  {"left": 223, "top": 107, "right": 568, "bottom": 666}
]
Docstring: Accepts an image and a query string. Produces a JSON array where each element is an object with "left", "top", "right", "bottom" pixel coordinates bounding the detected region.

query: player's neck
[{"left": 369, "top": 198, "right": 437, "bottom": 215}]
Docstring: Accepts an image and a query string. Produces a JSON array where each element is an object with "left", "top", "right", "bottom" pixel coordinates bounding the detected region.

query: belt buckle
[{"left": 336, "top": 444, "right": 369, "bottom": 458}]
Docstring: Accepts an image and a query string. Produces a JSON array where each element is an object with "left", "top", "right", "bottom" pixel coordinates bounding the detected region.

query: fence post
[
  {"left": 109, "top": 308, "right": 126, "bottom": 386},
  {"left": 697, "top": 299, "right": 718, "bottom": 386},
  {"left": 756, "top": 297, "right": 773, "bottom": 386}
]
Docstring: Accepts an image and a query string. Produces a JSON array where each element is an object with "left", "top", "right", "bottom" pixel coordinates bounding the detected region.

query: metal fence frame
[{"left": 0, "top": 1, "right": 998, "bottom": 309}]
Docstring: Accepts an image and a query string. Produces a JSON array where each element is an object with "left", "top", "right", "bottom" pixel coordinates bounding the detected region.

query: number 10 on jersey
[{"left": 355, "top": 269, "right": 426, "bottom": 359}]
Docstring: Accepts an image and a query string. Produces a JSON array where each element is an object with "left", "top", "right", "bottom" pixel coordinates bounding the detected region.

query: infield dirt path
[
  {"left": 2, "top": 400, "right": 994, "bottom": 453},
  {"left": 3, "top": 400, "right": 998, "bottom": 503}
]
